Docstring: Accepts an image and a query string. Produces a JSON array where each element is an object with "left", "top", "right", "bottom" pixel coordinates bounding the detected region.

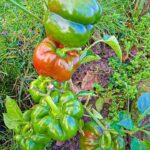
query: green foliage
[
  {"left": 138, "top": 92, "right": 150, "bottom": 114},
  {"left": 0, "top": 0, "right": 150, "bottom": 149},
  {"left": 131, "top": 137, "right": 150, "bottom": 150},
  {"left": 86, "top": 35, "right": 123, "bottom": 62},
  {"left": 0, "top": 0, "right": 44, "bottom": 149},
  {"left": 102, "top": 35, "right": 122, "bottom": 62},
  {"left": 3, "top": 96, "right": 23, "bottom": 129},
  {"left": 98, "top": 0, "right": 150, "bottom": 54},
  {"left": 107, "top": 51, "right": 150, "bottom": 119},
  {"left": 95, "top": 98, "right": 104, "bottom": 112},
  {"left": 80, "top": 49, "right": 101, "bottom": 65},
  {"left": 0, "top": 0, "right": 44, "bottom": 99},
  {"left": 82, "top": 93, "right": 150, "bottom": 150}
]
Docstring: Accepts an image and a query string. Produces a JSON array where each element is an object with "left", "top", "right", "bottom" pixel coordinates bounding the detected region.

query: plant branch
[
  {"left": 86, "top": 39, "right": 103, "bottom": 50},
  {"left": 45, "top": 96, "right": 60, "bottom": 116},
  {"left": 84, "top": 95, "right": 91, "bottom": 107},
  {"left": 84, "top": 106, "right": 105, "bottom": 130},
  {"left": 57, "top": 47, "right": 81, "bottom": 53}
]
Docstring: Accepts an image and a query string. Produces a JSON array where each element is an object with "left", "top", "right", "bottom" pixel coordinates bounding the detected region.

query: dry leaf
[{"left": 81, "top": 71, "right": 100, "bottom": 90}]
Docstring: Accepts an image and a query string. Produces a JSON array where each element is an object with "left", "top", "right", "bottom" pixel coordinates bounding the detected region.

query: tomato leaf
[
  {"left": 3, "top": 96, "right": 24, "bottom": 129},
  {"left": 77, "top": 90, "right": 96, "bottom": 97},
  {"left": 3, "top": 113, "right": 23, "bottom": 129},
  {"left": 79, "top": 119, "right": 84, "bottom": 132},
  {"left": 131, "top": 138, "right": 140, "bottom": 150},
  {"left": 131, "top": 137, "right": 150, "bottom": 150},
  {"left": 141, "top": 140, "right": 150, "bottom": 150},
  {"left": 119, "top": 111, "right": 131, "bottom": 121},
  {"left": 119, "top": 118, "right": 134, "bottom": 130},
  {"left": 110, "top": 122, "right": 124, "bottom": 135},
  {"left": 5, "top": 96, "right": 23, "bottom": 119},
  {"left": 92, "top": 108, "right": 103, "bottom": 120},
  {"left": 80, "top": 49, "right": 100, "bottom": 64},
  {"left": 95, "top": 98, "right": 104, "bottom": 112},
  {"left": 93, "top": 83, "right": 105, "bottom": 92},
  {"left": 118, "top": 111, "right": 134, "bottom": 130},
  {"left": 116, "top": 137, "right": 126, "bottom": 150},
  {"left": 138, "top": 92, "right": 150, "bottom": 114},
  {"left": 102, "top": 35, "right": 122, "bottom": 62}
]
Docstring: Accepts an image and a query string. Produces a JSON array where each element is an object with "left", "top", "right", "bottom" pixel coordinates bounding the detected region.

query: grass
[
  {"left": 98, "top": 0, "right": 150, "bottom": 53},
  {"left": 0, "top": 1, "right": 44, "bottom": 149},
  {"left": 0, "top": 0, "right": 150, "bottom": 149}
]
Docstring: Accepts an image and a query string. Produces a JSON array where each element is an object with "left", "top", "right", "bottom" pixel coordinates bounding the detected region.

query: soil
[{"left": 72, "top": 42, "right": 116, "bottom": 89}]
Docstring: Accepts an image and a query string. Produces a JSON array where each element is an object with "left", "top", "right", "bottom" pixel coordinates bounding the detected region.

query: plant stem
[
  {"left": 122, "top": 129, "right": 134, "bottom": 135},
  {"left": 86, "top": 39, "right": 103, "bottom": 50},
  {"left": 84, "top": 106, "right": 105, "bottom": 130},
  {"left": 141, "top": 124, "right": 150, "bottom": 129},
  {"left": 83, "top": 114, "right": 91, "bottom": 118},
  {"left": 83, "top": 94, "right": 105, "bottom": 129},
  {"left": 57, "top": 47, "right": 81, "bottom": 53},
  {"left": 8, "top": 0, "right": 43, "bottom": 23},
  {"left": 124, "top": 82, "right": 130, "bottom": 112},
  {"left": 84, "top": 95, "right": 91, "bottom": 107},
  {"left": 63, "top": 81, "right": 68, "bottom": 90},
  {"left": 45, "top": 96, "right": 60, "bottom": 116},
  {"left": 139, "top": 129, "right": 150, "bottom": 135},
  {"left": 56, "top": 47, "right": 81, "bottom": 58}
]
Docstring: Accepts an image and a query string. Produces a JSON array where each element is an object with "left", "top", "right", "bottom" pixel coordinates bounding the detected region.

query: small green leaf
[
  {"left": 95, "top": 98, "right": 104, "bottom": 112},
  {"left": 110, "top": 122, "right": 124, "bottom": 134},
  {"left": 6, "top": 96, "right": 23, "bottom": 120},
  {"left": 131, "top": 138, "right": 140, "bottom": 150},
  {"left": 92, "top": 108, "right": 103, "bottom": 120},
  {"left": 79, "top": 119, "right": 84, "bottom": 132},
  {"left": 119, "top": 111, "right": 131, "bottom": 121},
  {"left": 102, "top": 35, "right": 122, "bottom": 62},
  {"left": 131, "top": 138, "right": 150, "bottom": 150},
  {"left": 141, "top": 140, "right": 150, "bottom": 150},
  {"left": 138, "top": 92, "right": 150, "bottom": 114},
  {"left": 77, "top": 90, "right": 96, "bottom": 97},
  {"left": 118, "top": 111, "right": 134, "bottom": 130},
  {"left": 93, "top": 83, "right": 105, "bottom": 92},
  {"left": 3, "top": 96, "right": 24, "bottom": 129},
  {"left": 3, "top": 113, "right": 23, "bottom": 129},
  {"left": 115, "top": 137, "right": 126, "bottom": 150},
  {"left": 119, "top": 118, "right": 134, "bottom": 130},
  {"left": 101, "top": 131, "right": 112, "bottom": 149},
  {"left": 80, "top": 49, "right": 100, "bottom": 64},
  {"left": 144, "top": 107, "right": 150, "bottom": 115}
]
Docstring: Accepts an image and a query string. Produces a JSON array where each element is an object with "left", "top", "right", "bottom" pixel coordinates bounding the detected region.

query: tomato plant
[{"left": 2, "top": 0, "right": 149, "bottom": 150}]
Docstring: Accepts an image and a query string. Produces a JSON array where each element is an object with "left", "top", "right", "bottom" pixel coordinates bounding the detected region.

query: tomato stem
[
  {"left": 84, "top": 106, "right": 105, "bottom": 130},
  {"left": 56, "top": 47, "right": 81, "bottom": 55},
  {"left": 45, "top": 96, "right": 60, "bottom": 116},
  {"left": 86, "top": 39, "right": 103, "bottom": 50},
  {"left": 63, "top": 81, "right": 69, "bottom": 90},
  {"left": 84, "top": 95, "right": 91, "bottom": 107}
]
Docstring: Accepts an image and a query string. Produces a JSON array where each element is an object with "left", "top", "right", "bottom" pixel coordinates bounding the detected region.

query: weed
[{"left": 107, "top": 51, "right": 150, "bottom": 119}]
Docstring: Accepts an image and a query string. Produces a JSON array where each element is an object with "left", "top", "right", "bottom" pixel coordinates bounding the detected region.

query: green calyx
[
  {"left": 55, "top": 47, "right": 81, "bottom": 58},
  {"left": 44, "top": 0, "right": 102, "bottom": 47},
  {"left": 29, "top": 76, "right": 60, "bottom": 103},
  {"left": 31, "top": 91, "right": 84, "bottom": 141}
]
